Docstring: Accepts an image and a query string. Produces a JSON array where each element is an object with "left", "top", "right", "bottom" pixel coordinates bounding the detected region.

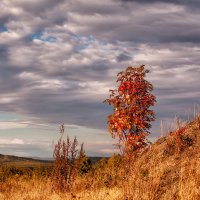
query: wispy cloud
[
  {"left": 0, "top": 121, "right": 29, "bottom": 129},
  {"left": 0, "top": 138, "right": 25, "bottom": 145}
]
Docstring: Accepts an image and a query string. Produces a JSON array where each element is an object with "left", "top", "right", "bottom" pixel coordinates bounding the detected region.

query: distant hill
[
  {"left": 0, "top": 154, "right": 52, "bottom": 167},
  {"left": 0, "top": 153, "right": 107, "bottom": 167},
  {"left": 0, "top": 154, "right": 47, "bottom": 162}
]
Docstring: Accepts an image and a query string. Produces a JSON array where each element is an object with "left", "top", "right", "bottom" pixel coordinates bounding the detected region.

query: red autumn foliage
[{"left": 104, "top": 65, "right": 156, "bottom": 153}]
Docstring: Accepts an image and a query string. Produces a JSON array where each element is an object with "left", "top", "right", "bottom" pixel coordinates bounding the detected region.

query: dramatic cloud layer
[{"left": 0, "top": 0, "right": 200, "bottom": 156}]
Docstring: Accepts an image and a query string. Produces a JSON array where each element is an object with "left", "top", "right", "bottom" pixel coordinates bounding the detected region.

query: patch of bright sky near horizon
[{"left": 0, "top": 112, "right": 118, "bottom": 157}]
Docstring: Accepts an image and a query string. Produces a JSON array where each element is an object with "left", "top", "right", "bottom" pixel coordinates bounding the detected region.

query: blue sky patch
[
  {"left": 0, "top": 25, "right": 8, "bottom": 32},
  {"left": 31, "top": 31, "right": 57, "bottom": 43},
  {"left": 71, "top": 34, "right": 100, "bottom": 51}
]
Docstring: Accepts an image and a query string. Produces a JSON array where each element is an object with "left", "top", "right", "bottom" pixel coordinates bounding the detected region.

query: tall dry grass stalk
[
  {"left": 53, "top": 136, "right": 78, "bottom": 192},
  {"left": 52, "top": 124, "right": 84, "bottom": 192}
]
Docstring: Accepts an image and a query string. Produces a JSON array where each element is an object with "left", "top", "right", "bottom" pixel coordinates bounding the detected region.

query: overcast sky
[{"left": 0, "top": 0, "right": 200, "bottom": 158}]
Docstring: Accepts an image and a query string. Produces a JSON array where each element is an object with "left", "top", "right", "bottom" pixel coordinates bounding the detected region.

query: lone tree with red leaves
[{"left": 104, "top": 65, "right": 156, "bottom": 154}]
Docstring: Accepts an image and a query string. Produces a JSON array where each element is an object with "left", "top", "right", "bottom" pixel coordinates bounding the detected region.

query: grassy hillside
[
  {"left": 0, "top": 116, "right": 200, "bottom": 199},
  {"left": 0, "top": 154, "right": 53, "bottom": 167},
  {"left": 126, "top": 116, "right": 200, "bottom": 199}
]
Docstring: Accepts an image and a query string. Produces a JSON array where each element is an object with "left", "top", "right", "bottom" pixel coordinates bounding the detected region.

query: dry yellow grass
[{"left": 1, "top": 116, "right": 200, "bottom": 200}]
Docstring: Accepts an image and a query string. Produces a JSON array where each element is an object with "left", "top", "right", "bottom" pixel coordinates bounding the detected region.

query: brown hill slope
[{"left": 126, "top": 116, "right": 200, "bottom": 200}]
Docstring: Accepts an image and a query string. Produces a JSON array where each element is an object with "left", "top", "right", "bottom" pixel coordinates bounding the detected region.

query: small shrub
[
  {"left": 79, "top": 156, "right": 92, "bottom": 176},
  {"left": 52, "top": 124, "right": 85, "bottom": 192},
  {"left": 166, "top": 120, "right": 194, "bottom": 155}
]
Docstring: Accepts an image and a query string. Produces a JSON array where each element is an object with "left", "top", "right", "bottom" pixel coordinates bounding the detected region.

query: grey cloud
[
  {"left": 70, "top": 1, "right": 119, "bottom": 15},
  {"left": 0, "top": 67, "right": 25, "bottom": 93},
  {"left": 67, "top": 2, "right": 200, "bottom": 44},
  {"left": 2, "top": 0, "right": 200, "bottom": 45},
  {"left": 13, "top": 0, "right": 66, "bottom": 15},
  {"left": 0, "top": 45, "right": 8, "bottom": 59},
  {"left": 116, "top": 53, "right": 132, "bottom": 62},
  {"left": 120, "top": 0, "right": 175, "bottom": 2},
  {"left": 3, "top": 89, "right": 110, "bottom": 129},
  {"left": 119, "top": 0, "right": 200, "bottom": 6}
]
